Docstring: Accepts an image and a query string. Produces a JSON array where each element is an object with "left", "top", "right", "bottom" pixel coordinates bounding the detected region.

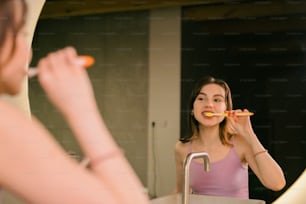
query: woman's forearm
[{"left": 249, "top": 133, "right": 286, "bottom": 190}]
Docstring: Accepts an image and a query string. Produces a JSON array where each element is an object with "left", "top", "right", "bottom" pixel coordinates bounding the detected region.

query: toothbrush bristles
[{"left": 204, "top": 112, "right": 254, "bottom": 117}]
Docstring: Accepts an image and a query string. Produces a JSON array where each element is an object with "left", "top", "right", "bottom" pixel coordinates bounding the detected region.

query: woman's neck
[{"left": 197, "top": 125, "right": 222, "bottom": 147}]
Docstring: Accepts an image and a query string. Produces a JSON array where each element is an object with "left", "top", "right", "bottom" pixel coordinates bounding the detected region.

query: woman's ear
[{"left": 0, "top": 30, "right": 13, "bottom": 66}]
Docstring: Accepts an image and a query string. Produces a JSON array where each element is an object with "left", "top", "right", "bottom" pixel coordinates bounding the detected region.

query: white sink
[{"left": 150, "top": 194, "right": 265, "bottom": 204}]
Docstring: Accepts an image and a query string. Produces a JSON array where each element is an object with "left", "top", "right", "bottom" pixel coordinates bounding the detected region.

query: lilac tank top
[{"left": 189, "top": 143, "right": 249, "bottom": 199}]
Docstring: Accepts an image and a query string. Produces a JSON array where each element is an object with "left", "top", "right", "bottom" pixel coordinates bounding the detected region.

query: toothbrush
[
  {"left": 204, "top": 112, "right": 254, "bottom": 117},
  {"left": 28, "top": 55, "right": 95, "bottom": 78}
]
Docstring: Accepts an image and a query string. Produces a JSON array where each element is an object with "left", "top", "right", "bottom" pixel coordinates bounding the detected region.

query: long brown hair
[
  {"left": 0, "top": 0, "right": 27, "bottom": 65},
  {"left": 180, "top": 76, "right": 233, "bottom": 145}
]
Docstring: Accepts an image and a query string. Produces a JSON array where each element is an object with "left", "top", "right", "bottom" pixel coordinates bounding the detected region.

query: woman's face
[
  {"left": 0, "top": 1, "right": 30, "bottom": 95},
  {"left": 193, "top": 83, "right": 227, "bottom": 127}
]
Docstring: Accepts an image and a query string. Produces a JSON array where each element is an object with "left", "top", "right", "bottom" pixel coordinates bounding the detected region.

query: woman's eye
[{"left": 214, "top": 98, "right": 222, "bottom": 102}]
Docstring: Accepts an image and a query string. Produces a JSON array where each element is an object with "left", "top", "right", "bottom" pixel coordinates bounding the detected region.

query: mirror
[{"left": 27, "top": 1, "right": 305, "bottom": 204}]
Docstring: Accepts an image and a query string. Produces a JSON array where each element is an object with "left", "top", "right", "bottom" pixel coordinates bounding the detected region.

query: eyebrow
[{"left": 198, "top": 92, "right": 225, "bottom": 98}]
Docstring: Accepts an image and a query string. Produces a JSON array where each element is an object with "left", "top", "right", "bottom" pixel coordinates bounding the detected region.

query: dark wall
[
  {"left": 30, "top": 11, "right": 149, "bottom": 186},
  {"left": 181, "top": 16, "right": 306, "bottom": 203}
]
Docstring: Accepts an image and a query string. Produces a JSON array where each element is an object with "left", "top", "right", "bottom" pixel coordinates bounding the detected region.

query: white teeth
[
  {"left": 202, "top": 112, "right": 211, "bottom": 116},
  {"left": 202, "top": 112, "right": 215, "bottom": 117},
  {"left": 202, "top": 111, "right": 212, "bottom": 114}
]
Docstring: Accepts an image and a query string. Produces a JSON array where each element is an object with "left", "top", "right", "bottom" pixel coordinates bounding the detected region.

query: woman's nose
[{"left": 203, "top": 99, "right": 213, "bottom": 107}]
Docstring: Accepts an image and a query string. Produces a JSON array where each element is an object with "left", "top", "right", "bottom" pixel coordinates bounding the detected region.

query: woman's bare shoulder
[
  {"left": 175, "top": 140, "right": 189, "bottom": 149},
  {"left": 0, "top": 101, "right": 28, "bottom": 120},
  {"left": 0, "top": 101, "right": 37, "bottom": 137},
  {"left": 234, "top": 134, "right": 251, "bottom": 147},
  {"left": 232, "top": 134, "right": 252, "bottom": 161},
  {"left": 175, "top": 140, "right": 190, "bottom": 157}
]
